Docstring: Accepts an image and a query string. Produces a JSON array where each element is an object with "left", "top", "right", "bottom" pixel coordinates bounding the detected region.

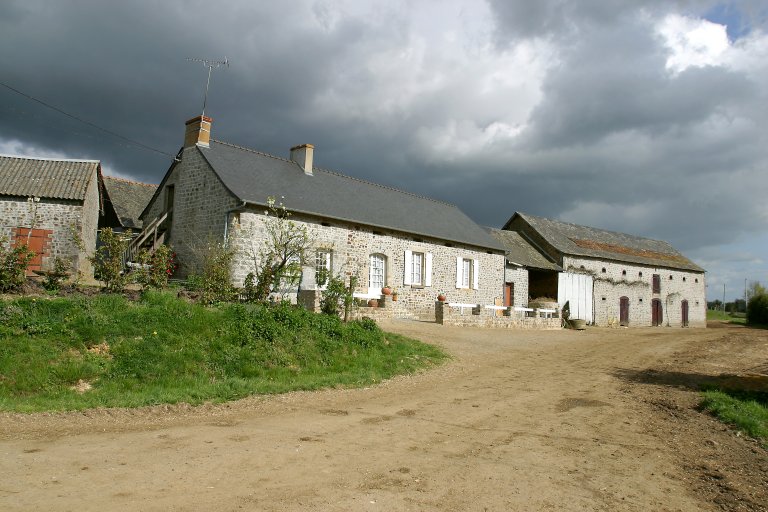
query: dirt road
[{"left": 2, "top": 322, "right": 767, "bottom": 511}]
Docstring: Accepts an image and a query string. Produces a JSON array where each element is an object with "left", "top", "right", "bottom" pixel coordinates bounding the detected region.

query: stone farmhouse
[
  {"left": 0, "top": 154, "right": 105, "bottom": 277},
  {"left": 502, "top": 212, "right": 706, "bottom": 327},
  {"left": 140, "top": 116, "right": 506, "bottom": 318}
]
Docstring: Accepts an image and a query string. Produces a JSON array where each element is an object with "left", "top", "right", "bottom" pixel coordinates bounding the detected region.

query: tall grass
[{"left": 0, "top": 291, "right": 446, "bottom": 412}]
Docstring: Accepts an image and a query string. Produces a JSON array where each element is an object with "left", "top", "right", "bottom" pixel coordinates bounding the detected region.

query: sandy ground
[{"left": 1, "top": 321, "right": 767, "bottom": 511}]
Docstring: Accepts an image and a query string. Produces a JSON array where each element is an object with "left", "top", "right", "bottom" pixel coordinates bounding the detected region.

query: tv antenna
[{"left": 186, "top": 57, "right": 229, "bottom": 117}]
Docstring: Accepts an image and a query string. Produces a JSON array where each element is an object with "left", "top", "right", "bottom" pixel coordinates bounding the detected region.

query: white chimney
[{"left": 289, "top": 144, "right": 314, "bottom": 176}]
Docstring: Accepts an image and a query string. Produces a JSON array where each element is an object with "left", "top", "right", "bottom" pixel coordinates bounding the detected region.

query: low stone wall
[
  {"left": 299, "top": 291, "right": 419, "bottom": 321},
  {"left": 435, "top": 301, "right": 561, "bottom": 330}
]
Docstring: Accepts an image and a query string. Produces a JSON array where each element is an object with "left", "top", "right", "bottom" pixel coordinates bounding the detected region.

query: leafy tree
[
  {"left": 0, "top": 236, "right": 35, "bottom": 292},
  {"left": 90, "top": 228, "right": 132, "bottom": 293},
  {"left": 320, "top": 275, "right": 356, "bottom": 318},
  {"left": 242, "top": 197, "right": 312, "bottom": 302},
  {"left": 187, "top": 239, "right": 237, "bottom": 304}
]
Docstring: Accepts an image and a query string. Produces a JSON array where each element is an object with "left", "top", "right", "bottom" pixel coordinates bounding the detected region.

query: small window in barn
[
  {"left": 652, "top": 274, "right": 661, "bottom": 293},
  {"left": 601, "top": 267, "right": 606, "bottom": 273},
  {"left": 683, "top": 277, "right": 686, "bottom": 282},
  {"left": 669, "top": 275, "right": 673, "bottom": 280},
  {"left": 695, "top": 278, "right": 698, "bottom": 283},
  {"left": 372, "top": 230, "right": 382, "bottom": 236},
  {"left": 321, "top": 222, "right": 331, "bottom": 227},
  {"left": 622, "top": 270, "right": 627, "bottom": 276},
  {"left": 601, "top": 296, "right": 606, "bottom": 301},
  {"left": 639, "top": 271, "right": 643, "bottom": 277},
  {"left": 639, "top": 298, "right": 643, "bottom": 303}
]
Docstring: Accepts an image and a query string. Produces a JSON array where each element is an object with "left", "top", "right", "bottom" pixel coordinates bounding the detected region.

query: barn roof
[
  {"left": 485, "top": 227, "right": 561, "bottom": 271},
  {"left": 102, "top": 176, "right": 157, "bottom": 228},
  {"left": 192, "top": 140, "right": 504, "bottom": 251},
  {"left": 505, "top": 212, "right": 704, "bottom": 272},
  {"left": 0, "top": 154, "right": 100, "bottom": 201}
]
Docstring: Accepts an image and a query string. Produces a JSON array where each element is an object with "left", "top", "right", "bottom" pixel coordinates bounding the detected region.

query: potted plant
[
  {"left": 391, "top": 288, "right": 398, "bottom": 301},
  {"left": 367, "top": 298, "right": 378, "bottom": 308},
  {"left": 382, "top": 286, "right": 392, "bottom": 295},
  {"left": 437, "top": 293, "right": 446, "bottom": 302}
]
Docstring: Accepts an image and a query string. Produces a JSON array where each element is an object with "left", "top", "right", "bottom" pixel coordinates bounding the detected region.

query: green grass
[
  {"left": 706, "top": 309, "right": 746, "bottom": 324},
  {"left": 701, "top": 389, "right": 768, "bottom": 444},
  {"left": 0, "top": 291, "right": 447, "bottom": 412}
]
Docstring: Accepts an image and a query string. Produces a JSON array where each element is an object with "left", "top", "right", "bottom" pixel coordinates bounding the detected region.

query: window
[
  {"left": 601, "top": 267, "right": 606, "bottom": 273},
  {"left": 455, "top": 257, "right": 479, "bottom": 289},
  {"left": 622, "top": 270, "right": 627, "bottom": 276},
  {"left": 404, "top": 250, "right": 432, "bottom": 286},
  {"left": 669, "top": 275, "right": 673, "bottom": 280},
  {"left": 639, "top": 272, "right": 643, "bottom": 278},
  {"left": 315, "top": 249, "right": 332, "bottom": 287},
  {"left": 652, "top": 274, "right": 661, "bottom": 293},
  {"left": 695, "top": 278, "right": 699, "bottom": 283},
  {"left": 369, "top": 254, "right": 386, "bottom": 291}
]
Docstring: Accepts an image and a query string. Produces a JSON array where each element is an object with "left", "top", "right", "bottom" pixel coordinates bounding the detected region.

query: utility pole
[{"left": 722, "top": 284, "right": 726, "bottom": 311}]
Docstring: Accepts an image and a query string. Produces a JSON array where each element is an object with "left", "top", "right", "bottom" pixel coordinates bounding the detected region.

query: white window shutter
[
  {"left": 404, "top": 250, "right": 412, "bottom": 285},
  {"left": 472, "top": 259, "right": 479, "bottom": 290},
  {"left": 455, "top": 257, "right": 462, "bottom": 288},
  {"left": 425, "top": 253, "right": 433, "bottom": 287}
]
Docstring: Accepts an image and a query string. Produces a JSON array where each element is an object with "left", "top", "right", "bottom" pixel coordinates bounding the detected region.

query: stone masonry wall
[
  {"left": 156, "top": 147, "right": 240, "bottom": 278},
  {"left": 0, "top": 195, "right": 97, "bottom": 277},
  {"left": 504, "top": 265, "right": 529, "bottom": 307},
  {"left": 435, "top": 301, "right": 561, "bottom": 329},
  {"left": 563, "top": 256, "right": 706, "bottom": 328},
  {"left": 230, "top": 208, "right": 506, "bottom": 318}
]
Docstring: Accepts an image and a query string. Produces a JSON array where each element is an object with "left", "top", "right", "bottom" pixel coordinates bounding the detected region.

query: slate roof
[
  {"left": 195, "top": 141, "right": 504, "bottom": 251},
  {"left": 0, "top": 154, "right": 100, "bottom": 201},
  {"left": 102, "top": 176, "right": 157, "bottom": 229},
  {"left": 485, "top": 227, "right": 561, "bottom": 271},
  {"left": 505, "top": 212, "right": 704, "bottom": 272}
]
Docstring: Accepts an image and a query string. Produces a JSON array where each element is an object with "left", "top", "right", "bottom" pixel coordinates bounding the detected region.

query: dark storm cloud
[{"left": 0, "top": 0, "right": 766, "bottom": 298}]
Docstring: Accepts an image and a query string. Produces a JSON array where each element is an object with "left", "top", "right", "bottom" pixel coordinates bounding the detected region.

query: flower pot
[
  {"left": 569, "top": 319, "right": 587, "bottom": 330},
  {"left": 382, "top": 287, "right": 392, "bottom": 295},
  {"left": 367, "top": 299, "right": 378, "bottom": 308},
  {"left": 392, "top": 294, "right": 398, "bottom": 301},
  {"left": 437, "top": 294, "right": 446, "bottom": 302}
]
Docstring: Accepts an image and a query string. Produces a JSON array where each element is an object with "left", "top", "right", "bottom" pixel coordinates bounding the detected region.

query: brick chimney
[
  {"left": 184, "top": 115, "right": 212, "bottom": 148},
  {"left": 289, "top": 144, "right": 314, "bottom": 176}
]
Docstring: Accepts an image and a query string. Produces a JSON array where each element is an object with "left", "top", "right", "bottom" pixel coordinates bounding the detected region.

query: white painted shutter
[
  {"left": 404, "top": 250, "right": 412, "bottom": 285},
  {"left": 455, "top": 257, "right": 462, "bottom": 288},
  {"left": 425, "top": 253, "right": 433, "bottom": 287},
  {"left": 472, "top": 259, "right": 479, "bottom": 290}
]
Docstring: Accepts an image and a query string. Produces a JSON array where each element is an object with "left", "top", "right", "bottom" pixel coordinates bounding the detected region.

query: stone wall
[
  {"left": 147, "top": 147, "right": 240, "bottom": 278},
  {"left": 231, "top": 208, "right": 506, "bottom": 319},
  {"left": 503, "top": 265, "right": 529, "bottom": 306},
  {"left": 563, "top": 256, "right": 706, "bottom": 327},
  {"left": 0, "top": 193, "right": 97, "bottom": 277},
  {"left": 435, "top": 301, "right": 561, "bottom": 329}
]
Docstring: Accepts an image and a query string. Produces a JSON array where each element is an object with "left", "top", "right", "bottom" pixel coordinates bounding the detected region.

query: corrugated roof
[
  {"left": 507, "top": 212, "right": 704, "bottom": 272},
  {"left": 0, "top": 154, "right": 100, "bottom": 201},
  {"left": 102, "top": 176, "right": 158, "bottom": 228},
  {"left": 197, "top": 141, "right": 504, "bottom": 251},
  {"left": 485, "top": 228, "right": 562, "bottom": 271}
]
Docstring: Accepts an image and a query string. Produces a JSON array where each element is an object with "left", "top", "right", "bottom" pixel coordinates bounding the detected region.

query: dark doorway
[
  {"left": 503, "top": 283, "right": 514, "bottom": 307},
  {"left": 619, "top": 296, "right": 629, "bottom": 326},
  {"left": 681, "top": 300, "right": 689, "bottom": 327},
  {"left": 652, "top": 298, "right": 663, "bottom": 326}
]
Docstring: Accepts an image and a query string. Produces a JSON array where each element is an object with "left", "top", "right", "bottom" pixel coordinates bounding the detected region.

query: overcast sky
[{"left": 1, "top": 0, "right": 766, "bottom": 301}]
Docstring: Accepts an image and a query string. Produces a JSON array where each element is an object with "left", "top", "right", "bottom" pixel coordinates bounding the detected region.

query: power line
[{"left": 0, "top": 80, "right": 176, "bottom": 158}]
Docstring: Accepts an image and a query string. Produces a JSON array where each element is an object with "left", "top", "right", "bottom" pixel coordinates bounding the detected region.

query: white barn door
[{"left": 558, "top": 273, "right": 594, "bottom": 323}]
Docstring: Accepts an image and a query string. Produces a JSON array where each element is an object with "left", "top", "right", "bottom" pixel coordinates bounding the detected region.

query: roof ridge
[
  {"left": 103, "top": 175, "right": 157, "bottom": 187},
  {"left": 0, "top": 154, "right": 100, "bottom": 164},
  {"left": 211, "top": 139, "right": 459, "bottom": 209},
  {"left": 519, "top": 211, "right": 672, "bottom": 247}
]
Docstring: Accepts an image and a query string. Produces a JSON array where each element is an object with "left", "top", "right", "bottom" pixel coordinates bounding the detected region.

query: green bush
[
  {"left": 42, "top": 257, "right": 71, "bottom": 292},
  {"left": 133, "top": 245, "right": 176, "bottom": 290},
  {"left": 747, "top": 293, "right": 768, "bottom": 325},
  {"left": 0, "top": 236, "right": 35, "bottom": 292},
  {"left": 187, "top": 241, "right": 236, "bottom": 304},
  {"left": 90, "top": 228, "right": 132, "bottom": 293},
  {"left": 320, "top": 275, "right": 354, "bottom": 317}
]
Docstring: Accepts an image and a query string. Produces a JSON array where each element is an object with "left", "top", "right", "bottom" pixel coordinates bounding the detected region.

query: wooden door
[
  {"left": 681, "top": 300, "right": 689, "bottom": 327},
  {"left": 619, "top": 296, "right": 629, "bottom": 326},
  {"left": 13, "top": 228, "right": 52, "bottom": 274},
  {"left": 503, "top": 283, "right": 513, "bottom": 307},
  {"left": 652, "top": 298, "right": 663, "bottom": 326}
]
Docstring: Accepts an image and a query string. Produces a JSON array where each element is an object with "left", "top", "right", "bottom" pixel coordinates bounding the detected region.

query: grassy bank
[
  {"left": 701, "top": 389, "right": 768, "bottom": 444},
  {"left": 0, "top": 291, "right": 446, "bottom": 412},
  {"left": 706, "top": 309, "right": 746, "bottom": 325}
]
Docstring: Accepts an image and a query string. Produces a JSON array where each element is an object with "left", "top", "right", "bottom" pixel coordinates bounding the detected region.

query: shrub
[
  {"left": 747, "top": 293, "right": 768, "bottom": 326},
  {"left": 90, "top": 228, "right": 132, "bottom": 293},
  {"left": 42, "top": 257, "right": 71, "bottom": 292},
  {"left": 319, "top": 275, "right": 354, "bottom": 317},
  {"left": 188, "top": 240, "right": 236, "bottom": 304},
  {"left": 0, "top": 236, "right": 35, "bottom": 292},
  {"left": 133, "top": 245, "right": 176, "bottom": 290}
]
